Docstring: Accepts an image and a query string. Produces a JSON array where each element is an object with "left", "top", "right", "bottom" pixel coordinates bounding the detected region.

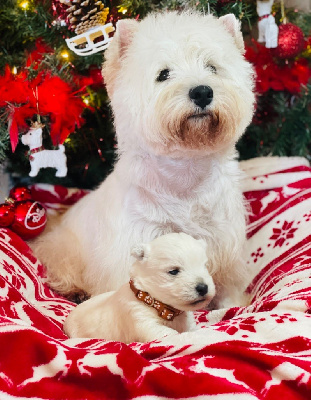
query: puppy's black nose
[
  {"left": 189, "top": 85, "right": 213, "bottom": 109},
  {"left": 195, "top": 283, "right": 208, "bottom": 297}
]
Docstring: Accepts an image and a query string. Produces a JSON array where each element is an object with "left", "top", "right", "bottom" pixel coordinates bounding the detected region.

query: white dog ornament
[
  {"left": 257, "top": 0, "right": 279, "bottom": 48},
  {"left": 21, "top": 125, "right": 67, "bottom": 178}
]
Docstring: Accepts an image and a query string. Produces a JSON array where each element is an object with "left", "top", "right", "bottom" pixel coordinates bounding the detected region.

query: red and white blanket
[{"left": 0, "top": 157, "right": 311, "bottom": 399}]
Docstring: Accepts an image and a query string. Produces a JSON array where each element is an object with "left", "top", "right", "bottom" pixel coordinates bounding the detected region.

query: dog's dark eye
[
  {"left": 156, "top": 69, "right": 170, "bottom": 82},
  {"left": 168, "top": 268, "right": 180, "bottom": 276},
  {"left": 208, "top": 65, "right": 217, "bottom": 74}
]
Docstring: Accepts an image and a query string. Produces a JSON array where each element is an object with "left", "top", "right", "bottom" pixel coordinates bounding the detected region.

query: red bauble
[
  {"left": 10, "top": 200, "right": 47, "bottom": 240},
  {"left": 9, "top": 186, "right": 32, "bottom": 202},
  {"left": 273, "top": 23, "right": 305, "bottom": 59},
  {"left": 0, "top": 186, "right": 47, "bottom": 240},
  {"left": 0, "top": 203, "right": 15, "bottom": 227}
]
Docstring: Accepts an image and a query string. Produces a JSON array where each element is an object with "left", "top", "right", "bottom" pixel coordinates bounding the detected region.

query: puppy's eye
[
  {"left": 156, "top": 69, "right": 170, "bottom": 82},
  {"left": 168, "top": 268, "right": 180, "bottom": 276}
]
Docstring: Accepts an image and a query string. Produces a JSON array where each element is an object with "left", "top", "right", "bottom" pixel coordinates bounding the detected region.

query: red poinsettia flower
[
  {"left": 0, "top": 67, "right": 90, "bottom": 150},
  {"left": 26, "top": 39, "right": 54, "bottom": 68},
  {"left": 0, "top": 39, "right": 99, "bottom": 151},
  {"left": 245, "top": 41, "right": 311, "bottom": 94}
]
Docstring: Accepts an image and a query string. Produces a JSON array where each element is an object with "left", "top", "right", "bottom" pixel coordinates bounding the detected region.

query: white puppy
[
  {"left": 63, "top": 233, "right": 215, "bottom": 343},
  {"left": 31, "top": 11, "right": 255, "bottom": 308}
]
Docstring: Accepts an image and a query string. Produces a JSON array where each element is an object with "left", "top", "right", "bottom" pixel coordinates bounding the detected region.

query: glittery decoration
[{"left": 273, "top": 23, "right": 305, "bottom": 59}]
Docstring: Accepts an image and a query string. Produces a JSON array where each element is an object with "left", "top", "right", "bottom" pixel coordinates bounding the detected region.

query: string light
[
  {"left": 60, "top": 50, "right": 69, "bottom": 59},
  {"left": 83, "top": 98, "right": 89, "bottom": 105},
  {"left": 12, "top": 66, "right": 17, "bottom": 75},
  {"left": 119, "top": 7, "right": 127, "bottom": 14},
  {"left": 19, "top": 1, "right": 29, "bottom": 9}
]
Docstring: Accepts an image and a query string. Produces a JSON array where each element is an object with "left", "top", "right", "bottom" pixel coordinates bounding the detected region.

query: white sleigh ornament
[
  {"left": 66, "top": 23, "right": 115, "bottom": 56},
  {"left": 22, "top": 125, "right": 68, "bottom": 178}
]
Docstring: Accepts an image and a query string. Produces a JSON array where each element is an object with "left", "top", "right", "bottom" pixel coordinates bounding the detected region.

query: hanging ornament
[
  {"left": 61, "top": 0, "right": 115, "bottom": 56},
  {"left": 0, "top": 203, "right": 15, "bottom": 227},
  {"left": 21, "top": 122, "right": 68, "bottom": 178},
  {"left": 0, "top": 59, "right": 88, "bottom": 149},
  {"left": 272, "top": 23, "right": 305, "bottom": 59},
  {"left": 0, "top": 186, "right": 47, "bottom": 240},
  {"left": 256, "top": 0, "right": 278, "bottom": 48}
]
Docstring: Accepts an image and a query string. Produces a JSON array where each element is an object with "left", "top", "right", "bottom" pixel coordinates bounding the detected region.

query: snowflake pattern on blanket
[{"left": 0, "top": 157, "right": 311, "bottom": 399}]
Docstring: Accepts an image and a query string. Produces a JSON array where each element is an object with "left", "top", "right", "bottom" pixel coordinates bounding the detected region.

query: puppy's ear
[
  {"left": 131, "top": 244, "right": 150, "bottom": 261},
  {"left": 219, "top": 14, "right": 245, "bottom": 54},
  {"left": 102, "top": 19, "right": 139, "bottom": 97}
]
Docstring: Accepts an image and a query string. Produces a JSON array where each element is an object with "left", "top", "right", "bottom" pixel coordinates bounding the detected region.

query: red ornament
[
  {"left": 273, "top": 23, "right": 305, "bottom": 59},
  {"left": 10, "top": 200, "right": 47, "bottom": 240},
  {"left": 0, "top": 186, "right": 47, "bottom": 240},
  {"left": 0, "top": 203, "right": 15, "bottom": 227},
  {"left": 9, "top": 186, "right": 32, "bottom": 202}
]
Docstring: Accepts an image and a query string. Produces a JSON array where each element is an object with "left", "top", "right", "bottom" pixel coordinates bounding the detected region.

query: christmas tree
[{"left": 0, "top": 0, "right": 310, "bottom": 190}]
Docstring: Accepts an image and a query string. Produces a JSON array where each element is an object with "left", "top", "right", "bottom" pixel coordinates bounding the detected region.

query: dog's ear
[
  {"left": 102, "top": 19, "right": 139, "bottom": 97},
  {"left": 219, "top": 14, "right": 245, "bottom": 54},
  {"left": 131, "top": 243, "right": 150, "bottom": 261},
  {"left": 115, "top": 19, "right": 139, "bottom": 55}
]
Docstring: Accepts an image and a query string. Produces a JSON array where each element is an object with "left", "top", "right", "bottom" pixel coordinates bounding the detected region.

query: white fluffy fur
[
  {"left": 63, "top": 233, "right": 215, "bottom": 343},
  {"left": 31, "top": 11, "right": 255, "bottom": 308}
]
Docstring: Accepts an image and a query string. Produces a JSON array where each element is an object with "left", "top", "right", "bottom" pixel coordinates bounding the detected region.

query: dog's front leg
[{"left": 137, "top": 323, "right": 178, "bottom": 343}]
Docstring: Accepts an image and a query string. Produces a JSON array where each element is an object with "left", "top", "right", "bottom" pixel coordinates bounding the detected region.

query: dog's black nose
[
  {"left": 189, "top": 85, "right": 213, "bottom": 109},
  {"left": 195, "top": 283, "right": 208, "bottom": 297}
]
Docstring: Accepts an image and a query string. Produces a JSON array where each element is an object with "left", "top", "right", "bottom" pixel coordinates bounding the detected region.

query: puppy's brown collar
[{"left": 129, "top": 279, "right": 183, "bottom": 321}]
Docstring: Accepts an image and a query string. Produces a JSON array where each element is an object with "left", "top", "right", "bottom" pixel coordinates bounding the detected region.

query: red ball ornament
[
  {"left": 273, "top": 23, "right": 305, "bottom": 59},
  {"left": 9, "top": 186, "right": 32, "bottom": 202},
  {"left": 0, "top": 186, "right": 47, "bottom": 240},
  {"left": 0, "top": 203, "right": 15, "bottom": 227},
  {"left": 10, "top": 200, "right": 47, "bottom": 240}
]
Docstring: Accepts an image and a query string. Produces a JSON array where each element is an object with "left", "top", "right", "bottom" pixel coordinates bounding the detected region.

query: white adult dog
[
  {"left": 64, "top": 233, "right": 215, "bottom": 343},
  {"left": 31, "top": 11, "right": 255, "bottom": 308}
]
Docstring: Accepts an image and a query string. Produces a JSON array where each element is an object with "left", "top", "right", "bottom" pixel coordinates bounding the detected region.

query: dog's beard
[
  {"left": 161, "top": 105, "right": 239, "bottom": 154},
  {"left": 179, "top": 110, "right": 221, "bottom": 148}
]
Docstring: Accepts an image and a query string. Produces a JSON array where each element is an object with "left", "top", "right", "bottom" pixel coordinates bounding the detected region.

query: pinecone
[{"left": 66, "top": 0, "right": 109, "bottom": 35}]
